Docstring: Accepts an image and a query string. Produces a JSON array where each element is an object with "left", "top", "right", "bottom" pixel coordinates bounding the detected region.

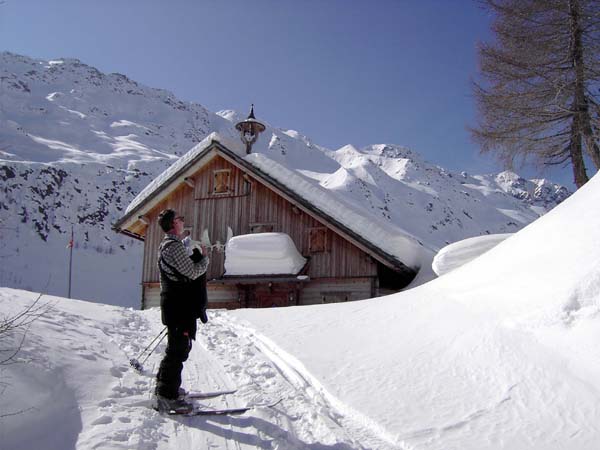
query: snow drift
[
  {"left": 230, "top": 172, "right": 600, "bottom": 449},
  {"left": 432, "top": 233, "right": 512, "bottom": 276}
]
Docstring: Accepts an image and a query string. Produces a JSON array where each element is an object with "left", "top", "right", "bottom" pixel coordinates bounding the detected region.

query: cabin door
[{"left": 256, "top": 292, "right": 288, "bottom": 308}]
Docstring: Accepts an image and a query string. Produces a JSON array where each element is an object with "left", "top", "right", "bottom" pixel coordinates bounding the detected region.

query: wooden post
[{"left": 68, "top": 226, "right": 74, "bottom": 298}]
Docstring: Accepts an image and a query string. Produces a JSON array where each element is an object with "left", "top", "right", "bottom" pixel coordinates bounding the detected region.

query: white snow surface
[
  {"left": 230, "top": 171, "right": 600, "bottom": 449},
  {"left": 224, "top": 233, "right": 307, "bottom": 276},
  {"left": 1, "top": 172, "right": 599, "bottom": 449},
  {"left": 432, "top": 233, "right": 512, "bottom": 276},
  {"left": 0, "top": 51, "right": 571, "bottom": 306}
]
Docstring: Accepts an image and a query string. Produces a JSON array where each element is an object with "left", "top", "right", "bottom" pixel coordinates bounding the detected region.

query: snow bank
[
  {"left": 231, "top": 172, "right": 600, "bottom": 450},
  {"left": 224, "top": 233, "right": 306, "bottom": 275}
]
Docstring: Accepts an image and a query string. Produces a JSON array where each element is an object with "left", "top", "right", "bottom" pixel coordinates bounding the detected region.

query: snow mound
[
  {"left": 224, "top": 233, "right": 307, "bottom": 275},
  {"left": 432, "top": 233, "right": 512, "bottom": 276}
]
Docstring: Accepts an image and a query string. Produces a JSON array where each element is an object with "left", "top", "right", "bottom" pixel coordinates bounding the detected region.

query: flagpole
[{"left": 68, "top": 225, "right": 73, "bottom": 298}]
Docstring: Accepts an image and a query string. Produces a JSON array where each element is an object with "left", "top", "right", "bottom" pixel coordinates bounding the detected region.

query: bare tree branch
[{"left": 471, "top": 0, "right": 600, "bottom": 188}]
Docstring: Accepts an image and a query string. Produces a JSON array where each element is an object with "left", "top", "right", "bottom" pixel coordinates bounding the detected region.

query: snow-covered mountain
[
  {"left": 0, "top": 51, "right": 571, "bottom": 307},
  {"left": 1, "top": 171, "right": 598, "bottom": 449}
]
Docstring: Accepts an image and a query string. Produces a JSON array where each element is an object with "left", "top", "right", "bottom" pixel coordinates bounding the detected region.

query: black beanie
[{"left": 158, "top": 209, "right": 176, "bottom": 232}]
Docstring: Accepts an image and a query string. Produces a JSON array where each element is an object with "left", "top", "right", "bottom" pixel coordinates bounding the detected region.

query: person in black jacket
[{"left": 153, "top": 209, "right": 209, "bottom": 414}]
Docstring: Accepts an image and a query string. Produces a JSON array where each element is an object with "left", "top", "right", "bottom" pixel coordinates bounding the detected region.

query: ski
[
  {"left": 184, "top": 389, "right": 237, "bottom": 399},
  {"left": 178, "top": 405, "right": 251, "bottom": 416},
  {"left": 169, "top": 398, "right": 282, "bottom": 417}
]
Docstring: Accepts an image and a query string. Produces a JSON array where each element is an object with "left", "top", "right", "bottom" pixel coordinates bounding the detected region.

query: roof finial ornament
[{"left": 235, "top": 104, "right": 266, "bottom": 154}]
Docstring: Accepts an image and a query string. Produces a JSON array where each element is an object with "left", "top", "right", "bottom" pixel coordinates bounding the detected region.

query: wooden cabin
[{"left": 114, "top": 122, "right": 417, "bottom": 310}]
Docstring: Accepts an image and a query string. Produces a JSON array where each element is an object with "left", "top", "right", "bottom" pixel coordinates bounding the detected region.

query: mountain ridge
[{"left": 0, "top": 51, "right": 570, "bottom": 306}]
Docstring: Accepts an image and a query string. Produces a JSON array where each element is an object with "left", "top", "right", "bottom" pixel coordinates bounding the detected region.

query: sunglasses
[{"left": 174, "top": 216, "right": 185, "bottom": 222}]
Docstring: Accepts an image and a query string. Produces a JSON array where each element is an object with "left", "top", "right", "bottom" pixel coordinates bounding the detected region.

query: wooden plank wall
[
  {"left": 141, "top": 182, "right": 196, "bottom": 283},
  {"left": 144, "top": 278, "right": 374, "bottom": 309},
  {"left": 140, "top": 155, "right": 378, "bottom": 285},
  {"left": 250, "top": 182, "right": 377, "bottom": 278},
  {"left": 143, "top": 283, "right": 161, "bottom": 309},
  {"left": 193, "top": 157, "right": 251, "bottom": 280},
  {"left": 300, "top": 278, "right": 374, "bottom": 305},
  {"left": 142, "top": 282, "right": 241, "bottom": 310}
]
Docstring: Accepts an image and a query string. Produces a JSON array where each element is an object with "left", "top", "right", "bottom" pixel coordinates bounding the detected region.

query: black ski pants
[{"left": 155, "top": 327, "right": 192, "bottom": 399}]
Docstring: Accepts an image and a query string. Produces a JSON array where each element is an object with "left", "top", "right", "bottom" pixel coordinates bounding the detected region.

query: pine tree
[{"left": 471, "top": 0, "right": 600, "bottom": 188}]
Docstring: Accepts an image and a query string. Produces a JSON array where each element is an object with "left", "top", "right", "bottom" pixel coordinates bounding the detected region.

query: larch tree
[{"left": 471, "top": 0, "right": 600, "bottom": 188}]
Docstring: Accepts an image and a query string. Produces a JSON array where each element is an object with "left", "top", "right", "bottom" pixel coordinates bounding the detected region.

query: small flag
[{"left": 67, "top": 238, "right": 73, "bottom": 249}]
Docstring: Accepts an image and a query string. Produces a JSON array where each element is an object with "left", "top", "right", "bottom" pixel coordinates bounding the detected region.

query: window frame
[
  {"left": 212, "top": 169, "right": 232, "bottom": 195},
  {"left": 308, "top": 227, "right": 328, "bottom": 253}
]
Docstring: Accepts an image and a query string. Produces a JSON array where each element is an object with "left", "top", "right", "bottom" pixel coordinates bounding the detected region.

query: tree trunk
[
  {"left": 569, "top": 113, "right": 589, "bottom": 188},
  {"left": 569, "top": 0, "right": 600, "bottom": 169},
  {"left": 581, "top": 113, "right": 600, "bottom": 170}
]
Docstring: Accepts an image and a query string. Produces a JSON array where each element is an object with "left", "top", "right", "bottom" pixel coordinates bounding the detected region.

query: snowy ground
[
  {"left": 0, "top": 291, "right": 393, "bottom": 449},
  {"left": 1, "top": 173, "right": 599, "bottom": 449}
]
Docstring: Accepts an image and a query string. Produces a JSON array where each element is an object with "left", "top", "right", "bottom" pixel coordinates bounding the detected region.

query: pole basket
[{"left": 129, "top": 358, "right": 144, "bottom": 373}]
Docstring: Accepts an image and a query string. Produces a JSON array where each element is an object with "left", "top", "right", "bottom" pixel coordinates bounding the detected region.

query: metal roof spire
[{"left": 235, "top": 104, "right": 266, "bottom": 154}]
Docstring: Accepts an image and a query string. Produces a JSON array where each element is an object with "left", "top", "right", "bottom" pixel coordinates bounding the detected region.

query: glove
[
  {"left": 199, "top": 309, "right": 208, "bottom": 324},
  {"left": 190, "top": 248, "right": 202, "bottom": 263}
]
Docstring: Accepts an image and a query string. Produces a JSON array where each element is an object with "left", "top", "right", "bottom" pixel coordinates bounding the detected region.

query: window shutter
[
  {"left": 309, "top": 227, "right": 327, "bottom": 253},
  {"left": 213, "top": 170, "right": 231, "bottom": 194}
]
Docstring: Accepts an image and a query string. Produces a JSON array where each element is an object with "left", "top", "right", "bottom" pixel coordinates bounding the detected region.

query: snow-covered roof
[
  {"left": 119, "top": 133, "right": 423, "bottom": 270},
  {"left": 124, "top": 132, "right": 243, "bottom": 216},
  {"left": 244, "top": 152, "right": 423, "bottom": 268},
  {"left": 224, "top": 233, "right": 307, "bottom": 276}
]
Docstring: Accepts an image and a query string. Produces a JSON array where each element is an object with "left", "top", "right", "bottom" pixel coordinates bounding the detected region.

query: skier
[{"left": 153, "top": 209, "right": 209, "bottom": 414}]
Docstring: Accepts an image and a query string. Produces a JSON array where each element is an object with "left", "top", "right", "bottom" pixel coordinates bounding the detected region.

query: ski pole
[
  {"left": 130, "top": 327, "right": 167, "bottom": 372},
  {"left": 137, "top": 330, "right": 168, "bottom": 369}
]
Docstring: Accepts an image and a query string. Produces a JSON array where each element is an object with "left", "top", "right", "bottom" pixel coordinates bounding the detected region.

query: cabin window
[
  {"left": 309, "top": 227, "right": 328, "bottom": 253},
  {"left": 250, "top": 223, "right": 275, "bottom": 233},
  {"left": 321, "top": 292, "right": 349, "bottom": 303},
  {"left": 213, "top": 169, "right": 231, "bottom": 194}
]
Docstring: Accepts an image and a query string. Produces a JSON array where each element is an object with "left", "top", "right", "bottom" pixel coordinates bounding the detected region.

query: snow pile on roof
[
  {"left": 432, "top": 233, "right": 512, "bottom": 276},
  {"left": 224, "top": 233, "right": 307, "bottom": 276}
]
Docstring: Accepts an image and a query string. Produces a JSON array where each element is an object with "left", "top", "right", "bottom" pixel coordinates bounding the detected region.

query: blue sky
[{"left": 0, "top": 0, "right": 575, "bottom": 187}]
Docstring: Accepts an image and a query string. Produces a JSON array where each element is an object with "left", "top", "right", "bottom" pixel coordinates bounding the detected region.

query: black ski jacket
[{"left": 158, "top": 236, "right": 208, "bottom": 335}]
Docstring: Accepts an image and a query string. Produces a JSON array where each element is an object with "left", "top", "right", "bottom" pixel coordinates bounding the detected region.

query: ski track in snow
[
  {"left": 196, "top": 311, "right": 403, "bottom": 450},
  {"left": 58, "top": 306, "right": 402, "bottom": 449}
]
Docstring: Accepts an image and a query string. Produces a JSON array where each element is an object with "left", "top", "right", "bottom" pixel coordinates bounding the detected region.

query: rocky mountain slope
[{"left": 0, "top": 52, "right": 570, "bottom": 307}]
